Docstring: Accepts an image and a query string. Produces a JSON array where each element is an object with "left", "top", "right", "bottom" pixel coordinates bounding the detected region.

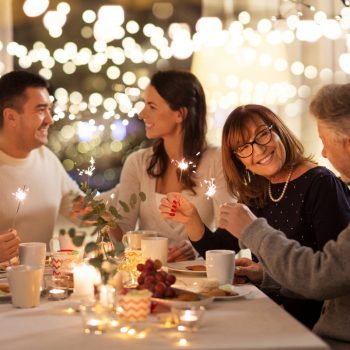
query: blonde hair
[{"left": 222, "top": 104, "right": 311, "bottom": 207}]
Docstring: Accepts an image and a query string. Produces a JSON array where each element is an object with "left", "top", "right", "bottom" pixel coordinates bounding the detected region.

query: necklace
[{"left": 268, "top": 165, "right": 294, "bottom": 203}]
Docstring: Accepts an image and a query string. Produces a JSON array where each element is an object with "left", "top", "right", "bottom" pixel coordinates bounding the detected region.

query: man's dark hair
[{"left": 0, "top": 71, "right": 49, "bottom": 128}]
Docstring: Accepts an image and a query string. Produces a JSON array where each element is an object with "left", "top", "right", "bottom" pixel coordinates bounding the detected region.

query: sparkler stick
[{"left": 11, "top": 185, "right": 29, "bottom": 228}]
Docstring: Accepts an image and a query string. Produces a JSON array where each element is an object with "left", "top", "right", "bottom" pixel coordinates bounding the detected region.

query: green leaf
[
  {"left": 109, "top": 206, "right": 123, "bottom": 220},
  {"left": 119, "top": 200, "right": 130, "bottom": 213},
  {"left": 89, "top": 255, "right": 104, "bottom": 269},
  {"left": 68, "top": 228, "right": 76, "bottom": 238},
  {"left": 59, "top": 229, "right": 66, "bottom": 236},
  {"left": 72, "top": 235, "right": 85, "bottom": 247},
  {"left": 84, "top": 242, "right": 98, "bottom": 253},
  {"left": 139, "top": 192, "right": 146, "bottom": 201},
  {"left": 130, "top": 193, "right": 137, "bottom": 209}
]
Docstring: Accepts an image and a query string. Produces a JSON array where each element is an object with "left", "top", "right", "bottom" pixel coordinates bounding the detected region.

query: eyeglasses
[{"left": 233, "top": 125, "right": 273, "bottom": 158}]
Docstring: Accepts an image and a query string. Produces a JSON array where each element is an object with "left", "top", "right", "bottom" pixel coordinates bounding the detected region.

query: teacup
[
  {"left": 122, "top": 230, "right": 159, "bottom": 250},
  {"left": 19, "top": 242, "right": 46, "bottom": 268},
  {"left": 206, "top": 250, "right": 235, "bottom": 285},
  {"left": 141, "top": 236, "right": 168, "bottom": 265},
  {"left": 7, "top": 265, "right": 44, "bottom": 308}
]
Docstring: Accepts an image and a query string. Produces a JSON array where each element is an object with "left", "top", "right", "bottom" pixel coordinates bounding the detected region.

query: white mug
[
  {"left": 141, "top": 236, "right": 168, "bottom": 266},
  {"left": 206, "top": 250, "right": 235, "bottom": 285},
  {"left": 6, "top": 265, "right": 44, "bottom": 308},
  {"left": 122, "top": 230, "right": 159, "bottom": 250},
  {"left": 19, "top": 242, "right": 46, "bottom": 268}
]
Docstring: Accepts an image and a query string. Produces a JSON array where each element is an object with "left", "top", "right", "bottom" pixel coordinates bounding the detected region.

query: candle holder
[
  {"left": 80, "top": 303, "right": 109, "bottom": 335},
  {"left": 171, "top": 306, "right": 205, "bottom": 332},
  {"left": 47, "top": 275, "right": 69, "bottom": 301}
]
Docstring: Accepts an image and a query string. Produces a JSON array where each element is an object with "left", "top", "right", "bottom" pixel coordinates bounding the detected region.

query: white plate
[
  {"left": 151, "top": 288, "right": 214, "bottom": 308},
  {"left": 167, "top": 261, "right": 206, "bottom": 275},
  {"left": 213, "top": 286, "right": 251, "bottom": 301}
]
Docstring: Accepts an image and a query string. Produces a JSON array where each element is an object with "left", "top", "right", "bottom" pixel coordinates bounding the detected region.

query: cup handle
[
  {"left": 122, "top": 234, "right": 128, "bottom": 248},
  {"left": 49, "top": 238, "right": 59, "bottom": 253}
]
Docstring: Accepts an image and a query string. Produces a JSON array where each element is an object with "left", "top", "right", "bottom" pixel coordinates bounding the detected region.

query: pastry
[{"left": 186, "top": 265, "right": 206, "bottom": 272}]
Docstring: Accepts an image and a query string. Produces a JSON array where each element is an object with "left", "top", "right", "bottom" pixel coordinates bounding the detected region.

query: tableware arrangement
[
  {"left": 6, "top": 265, "right": 43, "bottom": 308},
  {"left": 19, "top": 242, "right": 46, "bottom": 268},
  {"left": 206, "top": 249, "right": 235, "bottom": 285}
]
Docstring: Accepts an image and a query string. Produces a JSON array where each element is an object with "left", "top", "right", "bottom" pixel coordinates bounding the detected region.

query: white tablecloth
[{"left": 0, "top": 282, "right": 329, "bottom": 350}]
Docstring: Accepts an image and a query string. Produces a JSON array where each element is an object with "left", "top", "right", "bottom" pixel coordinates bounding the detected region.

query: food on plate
[
  {"left": 136, "top": 259, "right": 177, "bottom": 298},
  {"left": 0, "top": 283, "right": 10, "bottom": 294},
  {"left": 186, "top": 265, "right": 206, "bottom": 272},
  {"left": 175, "top": 290, "right": 200, "bottom": 301},
  {"left": 201, "top": 287, "right": 238, "bottom": 297}
]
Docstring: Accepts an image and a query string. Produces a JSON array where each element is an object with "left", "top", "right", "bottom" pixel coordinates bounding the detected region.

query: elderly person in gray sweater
[{"left": 218, "top": 83, "right": 350, "bottom": 349}]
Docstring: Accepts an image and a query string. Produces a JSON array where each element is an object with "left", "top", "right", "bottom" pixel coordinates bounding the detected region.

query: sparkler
[
  {"left": 172, "top": 158, "right": 195, "bottom": 182},
  {"left": 203, "top": 178, "right": 216, "bottom": 199},
  {"left": 11, "top": 185, "right": 29, "bottom": 228},
  {"left": 77, "top": 156, "right": 95, "bottom": 186}
]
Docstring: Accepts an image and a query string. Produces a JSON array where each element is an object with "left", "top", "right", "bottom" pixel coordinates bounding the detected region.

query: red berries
[{"left": 136, "top": 259, "right": 176, "bottom": 298}]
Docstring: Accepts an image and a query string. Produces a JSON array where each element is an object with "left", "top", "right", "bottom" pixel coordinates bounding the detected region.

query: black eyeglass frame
[{"left": 233, "top": 124, "right": 274, "bottom": 158}]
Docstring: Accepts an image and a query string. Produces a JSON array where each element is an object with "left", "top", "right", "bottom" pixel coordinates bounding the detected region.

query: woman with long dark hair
[{"left": 114, "top": 70, "right": 232, "bottom": 261}]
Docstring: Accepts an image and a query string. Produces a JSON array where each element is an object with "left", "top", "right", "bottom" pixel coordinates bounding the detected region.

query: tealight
[
  {"left": 49, "top": 288, "right": 66, "bottom": 300},
  {"left": 172, "top": 306, "right": 205, "bottom": 332}
]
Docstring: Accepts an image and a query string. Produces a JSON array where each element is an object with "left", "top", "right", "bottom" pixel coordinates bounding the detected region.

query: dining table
[{"left": 0, "top": 267, "right": 330, "bottom": 350}]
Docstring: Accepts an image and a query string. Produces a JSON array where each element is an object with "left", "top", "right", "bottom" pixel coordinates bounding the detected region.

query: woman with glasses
[{"left": 160, "top": 104, "right": 350, "bottom": 328}]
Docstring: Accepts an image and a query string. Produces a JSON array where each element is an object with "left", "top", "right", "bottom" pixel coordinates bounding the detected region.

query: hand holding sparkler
[
  {"left": 159, "top": 192, "right": 205, "bottom": 241},
  {"left": 159, "top": 192, "right": 195, "bottom": 224},
  {"left": 11, "top": 185, "right": 29, "bottom": 229},
  {"left": 0, "top": 229, "right": 21, "bottom": 263}
]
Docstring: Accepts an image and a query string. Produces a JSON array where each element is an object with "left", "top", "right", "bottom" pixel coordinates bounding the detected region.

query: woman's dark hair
[
  {"left": 0, "top": 71, "right": 49, "bottom": 129},
  {"left": 222, "top": 104, "right": 311, "bottom": 207},
  {"left": 146, "top": 70, "right": 207, "bottom": 192}
]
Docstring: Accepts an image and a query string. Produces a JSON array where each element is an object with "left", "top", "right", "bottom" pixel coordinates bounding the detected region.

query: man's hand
[
  {"left": 218, "top": 203, "right": 257, "bottom": 239},
  {"left": 234, "top": 258, "right": 263, "bottom": 285},
  {"left": 0, "top": 229, "right": 21, "bottom": 263}
]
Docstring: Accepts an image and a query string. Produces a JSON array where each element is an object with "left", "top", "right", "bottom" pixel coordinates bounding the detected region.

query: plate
[
  {"left": 167, "top": 261, "right": 207, "bottom": 275},
  {"left": 151, "top": 288, "right": 214, "bottom": 308},
  {"left": 0, "top": 282, "right": 11, "bottom": 300},
  {"left": 212, "top": 285, "right": 251, "bottom": 301}
]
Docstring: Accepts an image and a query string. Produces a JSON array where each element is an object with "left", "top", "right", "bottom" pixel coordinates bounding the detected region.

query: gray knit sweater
[{"left": 241, "top": 218, "right": 350, "bottom": 345}]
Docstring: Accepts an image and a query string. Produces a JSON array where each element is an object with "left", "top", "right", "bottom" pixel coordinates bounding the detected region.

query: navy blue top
[
  {"left": 191, "top": 166, "right": 350, "bottom": 328},
  {"left": 192, "top": 166, "right": 350, "bottom": 255}
]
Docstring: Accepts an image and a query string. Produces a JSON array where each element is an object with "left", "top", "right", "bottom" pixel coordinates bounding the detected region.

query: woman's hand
[
  {"left": 234, "top": 258, "right": 263, "bottom": 285},
  {"left": 0, "top": 229, "right": 21, "bottom": 263},
  {"left": 168, "top": 240, "right": 196, "bottom": 262},
  {"left": 159, "top": 192, "right": 205, "bottom": 242},
  {"left": 218, "top": 203, "right": 257, "bottom": 239},
  {"left": 159, "top": 192, "right": 195, "bottom": 224}
]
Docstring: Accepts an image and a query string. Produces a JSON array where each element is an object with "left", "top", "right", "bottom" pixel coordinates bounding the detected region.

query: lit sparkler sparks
[
  {"left": 77, "top": 156, "right": 95, "bottom": 186},
  {"left": 204, "top": 178, "right": 216, "bottom": 199},
  {"left": 172, "top": 158, "right": 195, "bottom": 182},
  {"left": 11, "top": 185, "right": 29, "bottom": 228}
]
